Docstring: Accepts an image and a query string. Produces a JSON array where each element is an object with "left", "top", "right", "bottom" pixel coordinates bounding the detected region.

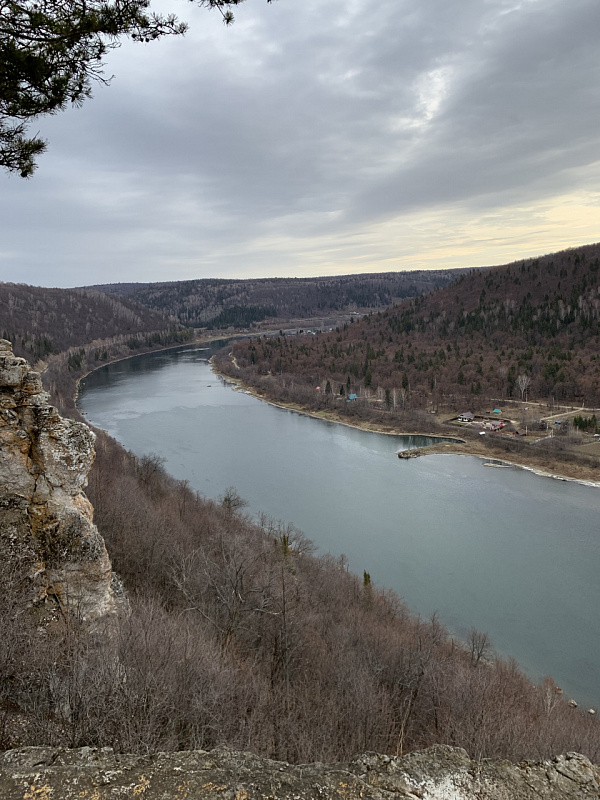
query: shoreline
[
  {"left": 213, "top": 362, "right": 600, "bottom": 489},
  {"left": 63, "top": 334, "right": 238, "bottom": 409},
  {"left": 66, "top": 340, "right": 600, "bottom": 490},
  {"left": 68, "top": 340, "right": 600, "bottom": 708},
  {"left": 73, "top": 339, "right": 205, "bottom": 404},
  {"left": 211, "top": 361, "right": 464, "bottom": 441}
]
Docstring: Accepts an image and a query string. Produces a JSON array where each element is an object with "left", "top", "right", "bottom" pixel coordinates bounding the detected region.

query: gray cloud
[{"left": 2, "top": 0, "right": 600, "bottom": 286}]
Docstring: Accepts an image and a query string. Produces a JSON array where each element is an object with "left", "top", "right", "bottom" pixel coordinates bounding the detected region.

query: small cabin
[
  {"left": 458, "top": 411, "right": 474, "bottom": 423},
  {"left": 485, "top": 420, "right": 504, "bottom": 431}
]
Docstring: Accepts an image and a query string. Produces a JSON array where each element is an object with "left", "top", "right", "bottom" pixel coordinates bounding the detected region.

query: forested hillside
[
  {"left": 0, "top": 263, "right": 598, "bottom": 764},
  {"left": 0, "top": 283, "right": 185, "bottom": 363},
  {"left": 3, "top": 420, "right": 598, "bottom": 764},
  {"left": 91, "top": 270, "right": 466, "bottom": 329},
  {"left": 227, "top": 243, "right": 600, "bottom": 408}
]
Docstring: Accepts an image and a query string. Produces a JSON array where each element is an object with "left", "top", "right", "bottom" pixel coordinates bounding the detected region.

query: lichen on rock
[
  {"left": 0, "top": 339, "right": 123, "bottom": 623},
  {"left": 0, "top": 744, "right": 598, "bottom": 799}
]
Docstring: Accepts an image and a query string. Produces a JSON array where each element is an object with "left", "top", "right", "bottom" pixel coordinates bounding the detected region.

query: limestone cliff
[
  {"left": 0, "top": 744, "right": 598, "bottom": 799},
  {"left": 0, "top": 339, "right": 122, "bottom": 622}
]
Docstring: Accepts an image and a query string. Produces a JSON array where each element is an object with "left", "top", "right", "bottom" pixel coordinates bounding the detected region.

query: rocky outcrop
[
  {"left": 397, "top": 449, "right": 422, "bottom": 459},
  {"left": 0, "top": 340, "right": 123, "bottom": 623},
  {"left": 0, "top": 744, "right": 598, "bottom": 799}
]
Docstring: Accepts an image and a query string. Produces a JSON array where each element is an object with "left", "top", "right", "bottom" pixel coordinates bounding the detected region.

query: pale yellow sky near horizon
[{"left": 183, "top": 188, "right": 600, "bottom": 283}]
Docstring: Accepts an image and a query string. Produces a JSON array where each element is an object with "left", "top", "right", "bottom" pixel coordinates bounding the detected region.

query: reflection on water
[{"left": 79, "top": 343, "right": 600, "bottom": 708}]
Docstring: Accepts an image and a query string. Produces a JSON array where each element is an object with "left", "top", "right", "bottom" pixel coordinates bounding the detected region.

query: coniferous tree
[{"left": 0, "top": 0, "right": 271, "bottom": 175}]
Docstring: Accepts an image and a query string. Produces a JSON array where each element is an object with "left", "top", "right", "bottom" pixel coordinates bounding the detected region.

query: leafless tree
[
  {"left": 219, "top": 486, "right": 248, "bottom": 513},
  {"left": 517, "top": 373, "right": 532, "bottom": 400},
  {"left": 467, "top": 628, "right": 492, "bottom": 667},
  {"left": 171, "top": 534, "right": 276, "bottom": 648}
]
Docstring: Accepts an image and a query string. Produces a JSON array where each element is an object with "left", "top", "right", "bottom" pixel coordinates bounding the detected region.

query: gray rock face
[
  {"left": 0, "top": 744, "right": 598, "bottom": 799},
  {"left": 0, "top": 340, "right": 122, "bottom": 622}
]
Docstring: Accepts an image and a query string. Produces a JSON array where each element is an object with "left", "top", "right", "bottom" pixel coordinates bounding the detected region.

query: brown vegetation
[
  {"left": 90, "top": 270, "right": 465, "bottom": 330},
  {"left": 2, "top": 427, "right": 598, "bottom": 763},
  {"left": 226, "top": 243, "right": 600, "bottom": 408},
  {"left": 1, "top": 252, "right": 600, "bottom": 764},
  {"left": 0, "top": 283, "right": 181, "bottom": 363}
]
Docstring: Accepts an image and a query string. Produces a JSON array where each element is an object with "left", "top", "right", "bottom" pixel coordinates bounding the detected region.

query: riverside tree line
[
  {"left": 1, "top": 251, "right": 600, "bottom": 761},
  {"left": 225, "top": 243, "right": 600, "bottom": 411},
  {"left": 0, "top": 349, "right": 598, "bottom": 763}
]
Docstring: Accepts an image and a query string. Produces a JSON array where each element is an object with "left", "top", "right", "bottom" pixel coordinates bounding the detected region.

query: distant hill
[
  {"left": 0, "top": 283, "right": 180, "bottom": 362},
  {"left": 227, "top": 243, "right": 600, "bottom": 407},
  {"left": 90, "top": 270, "right": 468, "bottom": 329}
]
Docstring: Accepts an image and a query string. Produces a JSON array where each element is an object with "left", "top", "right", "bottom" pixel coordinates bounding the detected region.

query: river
[{"left": 79, "top": 342, "right": 600, "bottom": 709}]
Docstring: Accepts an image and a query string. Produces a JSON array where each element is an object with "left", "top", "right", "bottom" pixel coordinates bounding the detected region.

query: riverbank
[
  {"left": 49, "top": 333, "right": 234, "bottom": 416},
  {"left": 76, "top": 343, "right": 600, "bottom": 711},
  {"left": 407, "top": 439, "right": 600, "bottom": 488},
  {"left": 66, "top": 337, "right": 600, "bottom": 489},
  {"left": 213, "top": 362, "right": 600, "bottom": 488}
]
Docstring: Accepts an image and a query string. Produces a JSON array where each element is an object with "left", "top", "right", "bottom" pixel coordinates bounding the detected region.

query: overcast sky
[{"left": 2, "top": 0, "right": 600, "bottom": 288}]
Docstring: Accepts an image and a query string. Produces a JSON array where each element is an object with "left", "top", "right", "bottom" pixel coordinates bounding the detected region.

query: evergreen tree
[{"left": 1, "top": 0, "right": 271, "bottom": 175}]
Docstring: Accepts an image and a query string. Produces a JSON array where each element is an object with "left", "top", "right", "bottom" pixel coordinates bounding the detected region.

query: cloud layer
[{"left": 2, "top": 0, "right": 600, "bottom": 286}]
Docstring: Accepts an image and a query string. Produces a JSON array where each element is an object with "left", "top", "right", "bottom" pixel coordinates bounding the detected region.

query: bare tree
[
  {"left": 467, "top": 628, "right": 492, "bottom": 667},
  {"left": 497, "top": 365, "right": 508, "bottom": 396},
  {"left": 517, "top": 373, "right": 531, "bottom": 400},
  {"left": 171, "top": 534, "right": 275, "bottom": 648},
  {"left": 219, "top": 486, "right": 248, "bottom": 513}
]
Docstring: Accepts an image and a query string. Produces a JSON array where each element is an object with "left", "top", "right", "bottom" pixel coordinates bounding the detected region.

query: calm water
[{"left": 79, "top": 343, "right": 600, "bottom": 708}]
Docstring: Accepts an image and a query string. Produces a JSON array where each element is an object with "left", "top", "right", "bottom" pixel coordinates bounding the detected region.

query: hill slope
[
  {"left": 227, "top": 243, "right": 600, "bottom": 407},
  {"left": 90, "top": 270, "right": 468, "bottom": 329},
  {"left": 0, "top": 283, "right": 179, "bottom": 362}
]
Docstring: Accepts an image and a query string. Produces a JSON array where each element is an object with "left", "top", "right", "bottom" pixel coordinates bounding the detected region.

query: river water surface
[{"left": 79, "top": 343, "right": 600, "bottom": 708}]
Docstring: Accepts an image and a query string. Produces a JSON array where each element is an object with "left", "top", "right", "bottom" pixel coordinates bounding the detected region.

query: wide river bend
[{"left": 79, "top": 343, "right": 600, "bottom": 708}]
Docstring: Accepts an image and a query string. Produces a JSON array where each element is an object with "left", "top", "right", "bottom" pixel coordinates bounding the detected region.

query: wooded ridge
[
  {"left": 0, "top": 340, "right": 598, "bottom": 766},
  {"left": 0, "top": 247, "right": 599, "bottom": 772},
  {"left": 226, "top": 243, "right": 600, "bottom": 407},
  {"left": 89, "top": 270, "right": 466, "bottom": 329},
  {"left": 0, "top": 282, "right": 189, "bottom": 363}
]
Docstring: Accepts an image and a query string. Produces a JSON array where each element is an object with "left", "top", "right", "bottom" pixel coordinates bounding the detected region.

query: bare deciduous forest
[
  {"left": 90, "top": 270, "right": 465, "bottom": 329},
  {"left": 2, "top": 428, "right": 599, "bottom": 763},
  {"left": 1, "top": 252, "right": 600, "bottom": 763},
  {"left": 0, "top": 284, "right": 186, "bottom": 362},
  {"left": 226, "top": 243, "right": 600, "bottom": 409}
]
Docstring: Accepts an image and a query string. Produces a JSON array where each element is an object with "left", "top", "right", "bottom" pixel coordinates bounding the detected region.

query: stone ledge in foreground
[{"left": 0, "top": 744, "right": 599, "bottom": 799}]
